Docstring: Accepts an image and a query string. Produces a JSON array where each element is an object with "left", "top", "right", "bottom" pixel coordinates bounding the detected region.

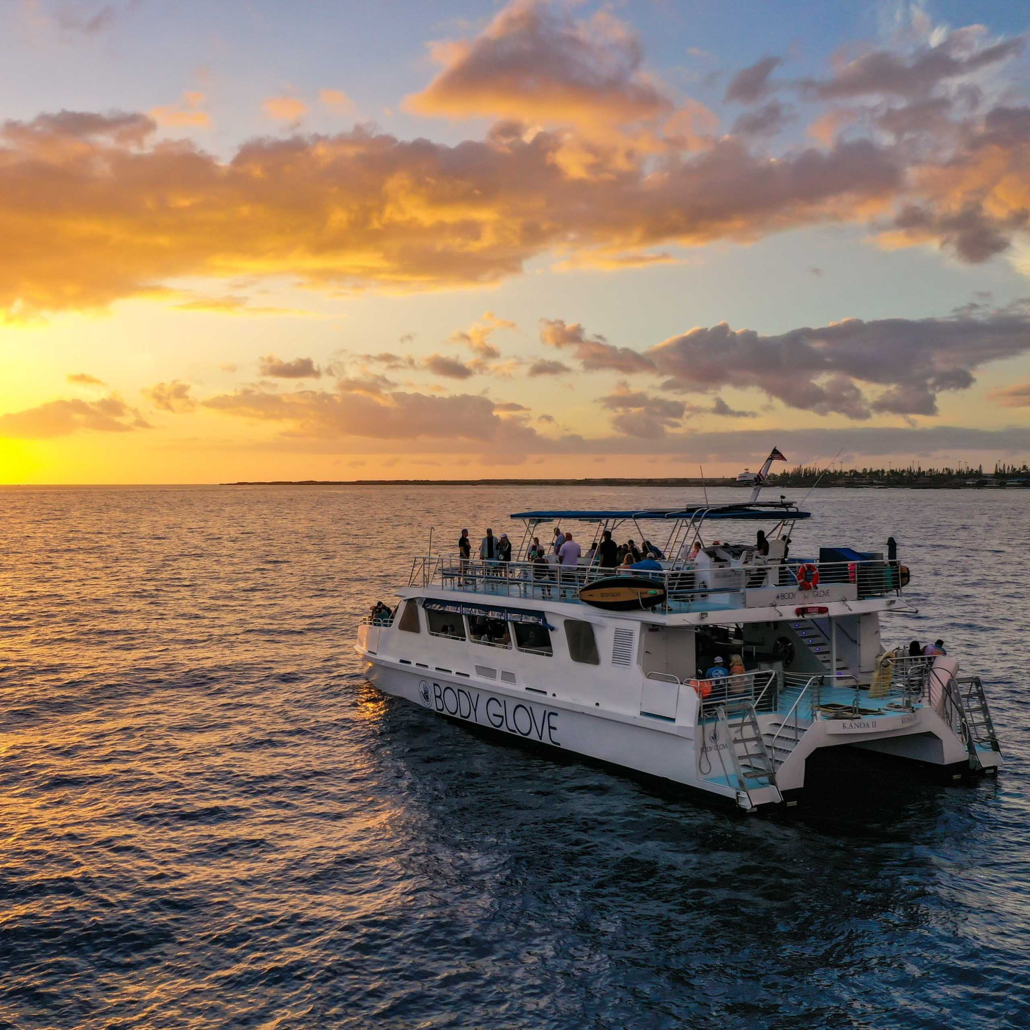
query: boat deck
[{"left": 409, "top": 555, "right": 902, "bottom": 615}]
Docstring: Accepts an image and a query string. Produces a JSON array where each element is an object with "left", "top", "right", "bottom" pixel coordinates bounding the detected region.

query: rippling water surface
[{"left": 2, "top": 485, "right": 1029, "bottom": 1029}]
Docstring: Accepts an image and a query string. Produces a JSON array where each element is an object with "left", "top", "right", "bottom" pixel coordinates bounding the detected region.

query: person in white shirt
[
  {"left": 557, "top": 531, "right": 581, "bottom": 598},
  {"left": 558, "top": 532, "right": 582, "bottom": 566}
]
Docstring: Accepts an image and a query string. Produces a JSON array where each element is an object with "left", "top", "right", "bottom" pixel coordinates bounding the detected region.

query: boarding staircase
[
  {"left": 791, "top": 618, "right": 848, "bottom": 678},
  {"left": 760, "top": 674, "right": 821, "bottom": 772},
  {"left": 717, "top": 702, "right": 779, "bottom": 793},
  {"left": 954, "top": 676, "right": 1001, "bottom": 771}
]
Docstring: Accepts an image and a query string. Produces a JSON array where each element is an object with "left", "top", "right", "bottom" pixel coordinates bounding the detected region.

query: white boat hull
[{"left": 361, "top": 653, "right": 777, "bottom": 809}]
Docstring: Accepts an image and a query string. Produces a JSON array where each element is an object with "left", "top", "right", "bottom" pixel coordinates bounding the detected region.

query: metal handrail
[
  {"left": 767, "top": 674, "right": 824, "bottom": 757},
  {"left": 643, "top": 669, "right": 776, "bottom": 715},
  {"left": 418, "top": 554, "right": 903, "bottom": 607}
]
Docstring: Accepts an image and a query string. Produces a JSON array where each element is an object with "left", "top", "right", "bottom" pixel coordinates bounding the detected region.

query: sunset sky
[{"left": 3, "top": 0, "right": 1030, "bottom": 483}]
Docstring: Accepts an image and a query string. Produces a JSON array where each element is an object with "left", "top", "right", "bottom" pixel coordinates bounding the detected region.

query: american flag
[{"left": 769, "top": 447, "right": 787, "bottom": 461}]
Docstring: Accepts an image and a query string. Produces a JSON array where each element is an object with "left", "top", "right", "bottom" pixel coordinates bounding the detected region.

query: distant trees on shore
[{"left": 771, "top": 462, "right": 1030, "bottom": 487}]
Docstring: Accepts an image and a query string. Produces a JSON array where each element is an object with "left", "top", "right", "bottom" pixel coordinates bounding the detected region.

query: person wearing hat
[
  {"left": 497, "top": 533, "right": 512, "bottom": 562},
  {"left": 705, "top": 656, "right": 730, "bottom": 680}
]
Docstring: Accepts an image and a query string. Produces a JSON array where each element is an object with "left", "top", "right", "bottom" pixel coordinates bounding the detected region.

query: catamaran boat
[{"left": 356, "top": 450, "right": 1002, "bottom": 812}]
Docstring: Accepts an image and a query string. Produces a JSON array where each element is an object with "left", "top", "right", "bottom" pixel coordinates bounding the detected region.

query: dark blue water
[{"left": 1, "top": 485, "right": 1028, "bottom": 1029}]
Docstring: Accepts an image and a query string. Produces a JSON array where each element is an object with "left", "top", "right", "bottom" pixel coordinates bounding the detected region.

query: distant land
[{"left": 225, "top": 466, "right": 1030, "bottom": 489}]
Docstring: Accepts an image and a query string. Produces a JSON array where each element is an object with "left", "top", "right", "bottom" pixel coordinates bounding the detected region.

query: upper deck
[{"left": 407, "top": 553, "right": 905, "bottom": 616}]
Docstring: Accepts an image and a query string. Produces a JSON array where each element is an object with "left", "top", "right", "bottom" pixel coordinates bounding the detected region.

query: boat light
[{"left": 795, "top": 605, "right": 829, "bottom": 616}]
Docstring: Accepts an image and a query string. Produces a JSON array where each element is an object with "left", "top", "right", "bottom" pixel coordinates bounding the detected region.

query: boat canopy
[{"left": 509, "top": 503, "right": 811, "bottom": 522}]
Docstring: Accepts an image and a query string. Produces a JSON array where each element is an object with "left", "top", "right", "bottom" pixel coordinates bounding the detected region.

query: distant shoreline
[{"left": 221, "top": 477, "right": 1028, "bottom": 489}]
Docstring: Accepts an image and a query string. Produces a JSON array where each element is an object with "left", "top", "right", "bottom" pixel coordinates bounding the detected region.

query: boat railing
[
  {"left": 874, "top": 653, "right": 934, "bottom": 708},
  {"left": 414, "top": 554, "right": 903, "bottom": 607},
  {"left": 645, "top": 670, "right": 777, "bottom": 718},
  {"left": 767, "top": 673, "right": 825, "bottom": 752}
]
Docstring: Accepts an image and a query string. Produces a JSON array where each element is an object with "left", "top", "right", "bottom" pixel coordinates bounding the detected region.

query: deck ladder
[
  {"left": 717, "top": 701, "right": 778, "bottom": 792},
  {"left": 958, "top": 676, "right": 1001, "bottom": 766}
]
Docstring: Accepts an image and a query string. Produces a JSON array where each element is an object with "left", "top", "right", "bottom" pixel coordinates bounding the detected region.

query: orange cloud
[
  {"left": 143, "top": 380, "right": 196, "bottom": 413},
  {"left": 0, "top": 111, "right": 908, "bottom": 321},
  {"left": 151, "top": 91, "right": 210, "bottom": 128},
  {"left": 320, "top": 89, "right": 355, "bottom": 113},
  {"left": 449, "top": 311, "right": 517, "bottom": 358},
  {"left": 405, "top": 0, "right": 671, "bottom": 131},
  {"left": 0, "top": 395, "right": 149, "bottom": 438},
  {"left": 987, "top": 381, "right": 1030, "bottom": 406},
  {"left": 263, "top": 95, "right": 307, "bottom": 122}
]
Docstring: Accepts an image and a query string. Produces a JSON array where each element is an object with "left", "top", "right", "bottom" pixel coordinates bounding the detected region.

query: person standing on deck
[
  {"left": 480, "top": 528, "right": 498, "bottom": 560},
  {"left": 498, "top": 533, "right": 512, "bottom": 562},
  {"left": 558, "top": 531, "right": 582, "bottom": 598},
  {"left": 705, "top": 656, "right": 730, "bottom": 680},
  {"left": 458, "top": 528, "right": 472, "bottom": 585},
  {"left": 558, "top": 532, "right": 581, "bottom": 567},
  {"left": 597, "top": 530, "right": 619, "bottom": 568},
  {"left": 552, "top": 527, "right": 565, "bottom": 555}
]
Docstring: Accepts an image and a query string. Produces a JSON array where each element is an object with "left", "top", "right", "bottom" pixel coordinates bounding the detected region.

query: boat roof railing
[{"left": 509, "top": 502, "right": 811, "bottom": 522}]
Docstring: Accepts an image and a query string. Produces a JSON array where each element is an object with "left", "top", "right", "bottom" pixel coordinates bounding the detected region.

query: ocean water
[{"left": 1, "top": 484, "right": 1028, "bottom": 1030}]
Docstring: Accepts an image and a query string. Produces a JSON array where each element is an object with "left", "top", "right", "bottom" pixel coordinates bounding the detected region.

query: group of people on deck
[{"left": 457, "top": 526, "right": 664, "bottom": 571}]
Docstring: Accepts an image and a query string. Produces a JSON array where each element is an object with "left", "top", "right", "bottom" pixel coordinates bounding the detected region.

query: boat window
[
  {"left": 426, "top": 608, "right": 466, "bottom": 641},
  {"left": 468, "top": 614, "right": 511, "bottom": 648},
  {"left": 398, "top": 600, "right": 421, "bottom": 633},
  {"left": 513, "top": 621, "right": 553, "bottom": 656},
  {"left": 565, "top": 619, "right": 599, "bottom": 665}
]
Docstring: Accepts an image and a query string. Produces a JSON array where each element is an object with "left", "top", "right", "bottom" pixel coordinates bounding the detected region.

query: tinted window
[
  {"left": 513, "top": 622, "right": 552, "bottom": 656},
  {"left": 398, "top": 600, "right": 421, "bottom": 633},
  {"left": 565, "top": 619, "right": 599, "bottom": 664},
  {"left": 469, "top": 616, "right": 511, "bottom": 647},
  {"left": 426, "top": 608, "right": 466, "bottom": 640}
]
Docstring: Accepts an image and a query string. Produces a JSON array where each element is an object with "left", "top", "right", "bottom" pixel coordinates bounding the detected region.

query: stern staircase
[{"left": 716, "top": 702, "right": 781, "bottom": 805}]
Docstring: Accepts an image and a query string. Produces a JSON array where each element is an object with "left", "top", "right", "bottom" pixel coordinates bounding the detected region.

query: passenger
[
  {"left": 923, "top": 639, "right": 947, "bottom": 656},
  {"left": 498, "top": 533, "right": 512, "bottom": 562},
  {"left": 755, "top": 530, "right": 769, "bottom": 557},
  {"left": 908, "top": 640, "right": 922, "bottom": 657},
  {"left": 679, "top": 539, "right": 702, "bottom": 561},
  {"left": 586, "top": 542, "right": 597, "bottom": 562},
  {"left": 631, "top": 554, "right": 663, "bottom": 571},
  {"left": 619, "top": 553, "right": 635, "bottom": 573},
  {"left": 480, "top": 528, "right": 498, "bottom": 561},
  {"left": 552, "top": 527, "right": 566, "bottom": 555},
  {"left": 531, "top": 544, "right": 550, "bottom": 597},
  {"left": 626, "top": 539, "right": 642, "bottom": 563},
  {"left": 597, "top": 529, "right": 619, "bottom": 568},
  {"left": 729, "top": 654, "right": 746, "bottom": 677},
  {"left": 642, "top": 539, "right": 665, "bottom": 560},
  {"left": 705, "top": 656, "right": 730, "bottom": 680},
  {"left": 558, "top": 531, "right": 581, "bottom": 566},
  {"left": 782, "top": 537, "right": 791, "bottom": 561},
  {"left": 458, "top": 528, "right": 472, "bottom": 585}
]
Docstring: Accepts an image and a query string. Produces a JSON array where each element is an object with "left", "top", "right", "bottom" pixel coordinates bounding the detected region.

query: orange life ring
[
  {"left": 688, "top": 678, "right": 713, "bottom": 698},
  {"left": 795, "top": 562, "right": 820, "bottom": 591}
]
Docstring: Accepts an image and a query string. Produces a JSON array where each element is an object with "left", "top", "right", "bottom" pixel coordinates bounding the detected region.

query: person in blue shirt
[
  {"left": 706, "top": 656, "right": 730, "bottom": 679},
  {"left": 630, "top": 555, "right": 663, "bottom": 571}
]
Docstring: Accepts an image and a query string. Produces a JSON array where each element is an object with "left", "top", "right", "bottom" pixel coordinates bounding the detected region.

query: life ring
[
  {"left": 689, "top": 678, "right": 713, "bottom": 699},
  {"left": 795, "top": 563, "right": 820, "bottom": 591},
  {"left": 898, "top": 564, "right": 910, "bottom": 588}
]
